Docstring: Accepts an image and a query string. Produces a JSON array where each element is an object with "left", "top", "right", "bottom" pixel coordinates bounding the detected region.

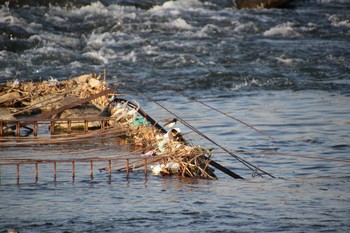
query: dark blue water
[{"left": 1, "top": 0, "right": 350, "bottom": 232}]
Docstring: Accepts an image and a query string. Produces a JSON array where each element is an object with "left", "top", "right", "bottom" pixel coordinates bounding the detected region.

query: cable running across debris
[
  {"left": 120, "top": 83, "right": 275, "bottom": 179},
  {"left": 114, "top": 74, "right": 273, "bottom": 141}
]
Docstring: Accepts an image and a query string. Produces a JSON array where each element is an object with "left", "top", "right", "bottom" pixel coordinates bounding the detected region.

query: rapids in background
[
  {"left": 0, "top": 0, "right": 349, "bottom": 95},
  {"left": 0, "top": 0, "right": 350, "bottom": 232}
]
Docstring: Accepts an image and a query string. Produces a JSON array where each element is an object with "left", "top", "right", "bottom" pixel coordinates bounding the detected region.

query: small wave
[
  {"left": 194, "top": 24, "right": 222, "bottom": 37},
  {"left": 162, "top": 54, "right": 204, "bottom": 67},
  {"left": 150, "top": 0, "right": 205, "bottom": 16},
  {"left": 276, "top": 55, "right": 304, "bottom": 66},
  {"left": 328, "top": 14, "right": 350, "bottom": 28},
  {"left": 121, "top": 50, "right": 137, "bottom": 62},
  {"left": 151, "top": 0, "right": 204, "bottom": 11},
  {"left": 82, "top": 50, "right": 110, "bottom": 64},
  {"left": 166, "top": 18, "right": 193, "bottom": 30},
  {"left": 263, "top": 22, "right": 302, "bottom": 37},
  {"left": 86, "top": 32, "right": 117, "bottom": 48},
  {"left": 233, "top": 21, "right": 258, "bottom": 33},
  {"left": 230, "top": 77, "right": 294, "bottom": 91}
]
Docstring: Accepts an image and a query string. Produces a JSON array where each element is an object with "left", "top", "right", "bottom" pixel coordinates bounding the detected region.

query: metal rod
[
  {"left": 90, "top": 160, "right": 94, "bottom": 179},
  {"left": 35, "top": 161, "right": 39, "bottom": 181},
  {"left": 16, "top": 163, "right": 20, "bottom": 180},
  {"left": 54, "top": 161, "right": 57, "bottom": 180},
  {"left": 108, "top": 160, "right": 111, "bottom": 176},
  {"left": 116, "top": 90, "right": 274, "bottom": 178},
  {"left": 72, "top": 161, "right": 75, "bottom": 178}
]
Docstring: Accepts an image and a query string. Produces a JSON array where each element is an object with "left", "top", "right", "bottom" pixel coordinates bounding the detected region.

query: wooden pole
[
  {"left": 144, "top": 158, "right": 147, "bottom": 174},
  {"left": 0, "top": 121, "right": 3, "bottom": 137},
  {"left": 50, "top": 120, "right": 55, "bottom": 135},
  {"left": 67, "top": 120, "right": 72, "bottom": 134},
  {"left": 101, "top": 120, "right": 107, "bottom": 130},
  {"left": 33, "top": 121, "right": 38, "bottom": 136},
  {"left": 84, "top": 120, "right": 88, "bottom": 133},
  {"left": 16, "top": 121, "right": 20, "bottom": 136},
  {"left": 126, "top": 159, "right": 130, "bottom": 176}
]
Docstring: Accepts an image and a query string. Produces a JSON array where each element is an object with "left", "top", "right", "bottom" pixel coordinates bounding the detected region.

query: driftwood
[{"left": 31, "top": 87, "right": 115, "bottom": 121}]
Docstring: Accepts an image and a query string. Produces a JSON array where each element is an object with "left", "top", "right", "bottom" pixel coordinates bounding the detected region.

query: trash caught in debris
[{"left": 0, "top": 73, "right": 223, "bottom": 180}]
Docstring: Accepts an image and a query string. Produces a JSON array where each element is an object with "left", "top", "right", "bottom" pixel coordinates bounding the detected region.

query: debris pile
[{"left": 0, "top": 74, "right": 216, "bottom": 179}]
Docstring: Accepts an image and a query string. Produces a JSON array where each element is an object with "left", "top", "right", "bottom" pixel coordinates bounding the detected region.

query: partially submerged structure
[{"left": 1, "top": 73, "right": 243, "bottom": 181}]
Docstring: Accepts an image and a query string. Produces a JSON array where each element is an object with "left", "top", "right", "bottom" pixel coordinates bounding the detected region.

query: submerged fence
[
  {"left": 0, "top": 156, "right": 156, "bottom": 183},
  {"left": 0, "top": 117, "right": 118, "bottom": 137},
  {"left": 0, "top": 117, "right": 157, "bottom": 183}
]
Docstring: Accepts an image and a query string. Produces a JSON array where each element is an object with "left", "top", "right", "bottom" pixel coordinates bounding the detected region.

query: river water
[{"left": 1, "top": 0, "right": 350, "bottom": 232}]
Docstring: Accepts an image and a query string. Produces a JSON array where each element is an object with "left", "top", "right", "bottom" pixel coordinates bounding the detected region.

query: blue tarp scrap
[{"left": 132, "top": 116, "right": 151, "bottom": 127}]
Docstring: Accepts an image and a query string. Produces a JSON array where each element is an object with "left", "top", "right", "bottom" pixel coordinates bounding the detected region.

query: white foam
[
  {"left": 142, "top": 45, "right": 158, "bottom": 55},
  {"left": 68, "top": 61, "right": 83, "bottom": 69},
  {"left": 86, "top": 32, "right": 117, "bottom": 48},
  {"left": 263, "top": 22, "right": 301, "bottom": 37},
  {"left": 68, "top": 1, "right": 108, "bottom": 17},
  {"left": 166, "top": 18, "right": 193, "bottom": 30},
  {"left": 276, "top": 56, "right": 303, "bottom": 66},
  {"left": 150, "top": 0, "right": 205, "bottom": 16},
  {"left": 82, "top": 51, "right": 109, "bottom": 64},
  {"left": 121, "top": 50, "right": 137, "bottom": 62},
  {"left": 152, "top": 0, "right": 204, "bottom": 10},
  {"left": 328, "top": 15, "right": 350, "bottom": 27},
  {"left": 234, "top": 22, "right": 257, "bottom": 33},
  {"left": 199, "top": 24, "right": 221, "bottom": 35}
]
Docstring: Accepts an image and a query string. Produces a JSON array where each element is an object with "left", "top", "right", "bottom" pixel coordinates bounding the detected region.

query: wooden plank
[{"left": 31, "top": 88, "right": 115, "bottom": 121}]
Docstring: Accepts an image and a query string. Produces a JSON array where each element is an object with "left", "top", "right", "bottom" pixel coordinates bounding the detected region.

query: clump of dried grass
[{"left": 0, "top": 73, "right": 110, "bottom": 115}]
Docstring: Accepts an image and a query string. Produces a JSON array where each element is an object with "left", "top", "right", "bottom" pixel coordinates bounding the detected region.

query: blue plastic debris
[{"left": 132, "top": 116, "right": 151, "bottom": 127}]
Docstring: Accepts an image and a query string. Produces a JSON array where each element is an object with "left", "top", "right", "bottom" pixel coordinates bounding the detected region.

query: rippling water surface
[{"left": 1, "top": 0, "right": 350, "bottom": 232}]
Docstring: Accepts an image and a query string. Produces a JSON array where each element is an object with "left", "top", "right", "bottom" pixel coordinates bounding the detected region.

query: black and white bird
[{"left": 163, "top": 118, "right": 177, "bottom": 128}]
